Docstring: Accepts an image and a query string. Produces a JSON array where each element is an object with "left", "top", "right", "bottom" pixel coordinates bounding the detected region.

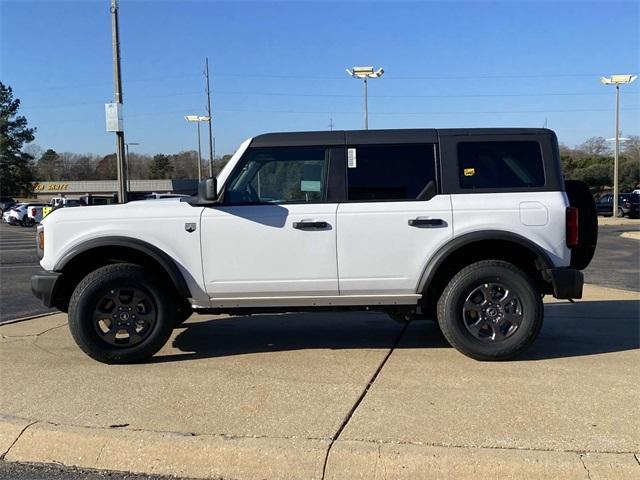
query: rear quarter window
[{"left": 458, "top": 141, "right": 545, "bottom": 189}]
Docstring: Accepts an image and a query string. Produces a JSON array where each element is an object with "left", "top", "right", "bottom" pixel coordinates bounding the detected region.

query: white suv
[{"left": 32, "top": 129, "right": 597, "bottom": 364}]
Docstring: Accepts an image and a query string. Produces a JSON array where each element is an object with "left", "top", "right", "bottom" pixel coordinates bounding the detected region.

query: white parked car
[
  {"left": 32, "top": 128, "right": 597, "bottom": 364},
  {"left": 3, "top": 202, "right": 46, "bottom": 225}
]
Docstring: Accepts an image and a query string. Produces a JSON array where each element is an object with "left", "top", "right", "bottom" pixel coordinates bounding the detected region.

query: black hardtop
[{"left": 250, "top": 128, "right": 556, "bottom": 148}]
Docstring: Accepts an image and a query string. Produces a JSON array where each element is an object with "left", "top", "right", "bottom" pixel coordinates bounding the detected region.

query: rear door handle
[
  {"left": 293, "top": 221, "right": 330, "bottom": 230},
  {"left": 408, "top": 218, "right": 446, "bottom": 227}
]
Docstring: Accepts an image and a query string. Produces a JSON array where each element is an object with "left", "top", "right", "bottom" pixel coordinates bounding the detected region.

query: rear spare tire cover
[{"left": 565, "top": 180, "right": 598, "bottom": 269}]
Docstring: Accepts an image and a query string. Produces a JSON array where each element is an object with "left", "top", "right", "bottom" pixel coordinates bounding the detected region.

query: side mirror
[{"left": 198, "top": 177, "right": 218, "bottom": 202}]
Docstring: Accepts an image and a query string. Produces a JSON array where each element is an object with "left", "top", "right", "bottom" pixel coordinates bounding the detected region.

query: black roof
[{"left": 250, "top": 128, "right": 555, "bottom": 148}]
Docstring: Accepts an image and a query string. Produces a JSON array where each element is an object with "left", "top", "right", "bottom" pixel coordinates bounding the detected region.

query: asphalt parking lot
[
  {"left": 0, "top": 223, "right": 55, "bottom": 323},
  {"left": 0, "top": 220, "right": 638, "bottom": 479}
]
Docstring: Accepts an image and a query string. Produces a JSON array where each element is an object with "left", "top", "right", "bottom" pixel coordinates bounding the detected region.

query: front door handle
[
  {"left": 408, "top": 218, "right": 446, "bottom": 227},
  {"left": 293, "top": 221, "right": 330, "bottom": 230}
]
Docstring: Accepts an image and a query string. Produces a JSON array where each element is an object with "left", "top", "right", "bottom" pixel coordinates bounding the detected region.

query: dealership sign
[{"left": 33, "top": 183, "right": 70, "bottom": 192}]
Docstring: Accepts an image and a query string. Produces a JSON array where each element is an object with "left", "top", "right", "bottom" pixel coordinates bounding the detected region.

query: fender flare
[
  {"left": 54, "top": 236, "right": 191, "bottom": 298},
  {"left": 416, "top": 230, "right": 554, "bottom": 294}
]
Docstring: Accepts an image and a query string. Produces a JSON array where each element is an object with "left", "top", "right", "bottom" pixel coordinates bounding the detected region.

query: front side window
[
  {"left": 458, "top": 141, "right": 545, "bottom": 189},
  {"left": 225, "top": 147, "right": 329, "bottom": 204},
  {"left": 347, "top": 144, "right": 436, "bottom": 201}
]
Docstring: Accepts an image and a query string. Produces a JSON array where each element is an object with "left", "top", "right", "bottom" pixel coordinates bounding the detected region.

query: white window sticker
[
  {"left": 347, "top": 148, "right": 357, "bottom": 168},
  {"left": 300, "top": 180, "right": 321, "bottom": 192}
]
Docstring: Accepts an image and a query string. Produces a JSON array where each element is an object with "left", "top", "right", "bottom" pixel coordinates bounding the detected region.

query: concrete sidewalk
[{"left": 1, "top": 284, "right": 638, "bottom": 479}]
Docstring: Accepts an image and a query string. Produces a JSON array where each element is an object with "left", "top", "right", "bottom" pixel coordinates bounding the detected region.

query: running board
[{"left": 206, "top": 294, "right": 422, "bottom": 309}]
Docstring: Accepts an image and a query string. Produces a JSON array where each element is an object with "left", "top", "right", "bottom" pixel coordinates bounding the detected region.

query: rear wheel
[
  {"left": 437, "top": 260, "right": 543, "bottom": 361},
  {"left": 68, "top": 263, "right": 175, "bottom": 364},
  {"left": 22, "top": 217, "right": 35, "bottom": 227}
]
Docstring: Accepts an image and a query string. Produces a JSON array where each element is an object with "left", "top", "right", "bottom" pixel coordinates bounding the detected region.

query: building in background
[{"left": 31, "top": 179, "right": 198, "bottom": 202}]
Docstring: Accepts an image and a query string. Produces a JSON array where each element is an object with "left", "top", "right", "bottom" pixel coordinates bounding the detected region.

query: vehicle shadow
[
  {"left": 153, "top": 299, "right": 639, "bottom": 363},
  {"left": 520, "top": 299, "right": 639, "bottom": 360}
]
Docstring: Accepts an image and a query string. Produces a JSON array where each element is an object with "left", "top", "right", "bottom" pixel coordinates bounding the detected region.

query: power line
[
  {"left": 30, "top": 106, "right": 640, "bottom": 125},
  {"left": 21, "top": 89, "right": 639, "bottom": 111}
]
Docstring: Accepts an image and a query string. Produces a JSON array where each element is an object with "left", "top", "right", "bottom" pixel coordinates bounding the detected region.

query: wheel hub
[
  {"left": 462, "top": 282, "right": 523, "bottom": 341},
  {"left": 93, "top": 287, "right": 156, "bottom": 347}
]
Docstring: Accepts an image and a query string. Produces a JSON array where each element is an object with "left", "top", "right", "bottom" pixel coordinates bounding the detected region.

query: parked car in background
[
  {"left": 3, "top": 202, "right": 46, "bottom": 225},
  {"left": 0, "top": 196, "right": 16, "bottom": 214},
  {"left": 43, "top": 199, "right": 83, "bottom": 219},
  {"left": 2, "top": 203, "right": 27, "bottom": 224},
  {"left": 144, "top": 192, "right": 190, "bottom": 200},
  {"left": 22, "top": 204, "right": 46, "bottom": 227},
  {"left": 595, "top": 193, "right": 631, "bottom": 217},
  {"left": 622, "top": 193, "right": 640, "bottom": 218}
]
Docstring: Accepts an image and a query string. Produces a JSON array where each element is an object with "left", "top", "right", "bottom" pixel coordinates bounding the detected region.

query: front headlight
[{"left": 36, "top": 224, "right": 44, "bottom": 259}]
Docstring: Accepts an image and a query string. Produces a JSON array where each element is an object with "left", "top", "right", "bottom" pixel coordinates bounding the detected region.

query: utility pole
[
  {"left": 614, "top": 83, "right": 620, "bottom": 217},
  {"left": 110, "top": 0, "right": 127, "bottom": 203},
  {"left": 205, "top": 58, "right": 214, "bottom": 177},
  {"left": 328, "top": 117, "right": 335, "bottom": 131}
]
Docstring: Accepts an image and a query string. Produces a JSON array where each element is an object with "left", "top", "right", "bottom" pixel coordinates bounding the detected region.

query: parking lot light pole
[
  {"left": 184, "top": 115, "right": 210, "bottom": 182},
  {"left": 346, "top": 66, "right": 384, "bottom": 129},
  {"left": 124, "top": 142, "right": 140, "bottom": 193},
  {"left": 600, "top": 74, "right": 637, "bottom": 218}
]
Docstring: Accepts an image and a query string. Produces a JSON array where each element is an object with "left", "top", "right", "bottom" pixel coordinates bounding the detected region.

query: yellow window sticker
[{"left": 463, "top": 167, "right": 475, "bottom": 177}]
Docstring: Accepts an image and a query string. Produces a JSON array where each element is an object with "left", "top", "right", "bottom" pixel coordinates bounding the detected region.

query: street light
[
  {"left": 346, "top": 66, "right": 384, "bottom": 129},
  {"left": 124, "top": 142, "right": 140, "bottom": 193},
  {"left": 184, "top": 115, "right": 210, "bottom": 181},
  {"left": 600, "top": 74, "right": 637, "bottom": 218}
]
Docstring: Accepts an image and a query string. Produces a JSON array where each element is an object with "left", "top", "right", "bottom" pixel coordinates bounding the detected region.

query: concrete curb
[
  {"left": 1, "top": 417, "right": 330, "bottom": 480},
  {"left": 620, "top": 231, "right": 640, "bottom": 241},
  {"left": 1, "top": 416, "right": 638, "bottom": 479}
]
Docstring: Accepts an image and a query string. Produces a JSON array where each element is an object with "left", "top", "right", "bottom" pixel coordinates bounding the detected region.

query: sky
[{"left": 1, "top": 0, "right": 639, "bottom": 158}]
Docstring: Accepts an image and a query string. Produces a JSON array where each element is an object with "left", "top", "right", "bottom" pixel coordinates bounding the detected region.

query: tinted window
[
  {"left": 458, "top": 141, "right": 544, "bottom": 189},
  {"left": 347, "top": 144, "right": 436, "bottom": 201},
  {"left": 226, "top": 147, "right": 329, "bottom": 204}
]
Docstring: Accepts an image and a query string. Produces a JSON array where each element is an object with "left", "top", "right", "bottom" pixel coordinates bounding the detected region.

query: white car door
[
  {"left": 201, "top": 145, "right": 340, "bottom": 305},
  {"left": 336, "top": 140, "right": 453, "bottom": 299}
]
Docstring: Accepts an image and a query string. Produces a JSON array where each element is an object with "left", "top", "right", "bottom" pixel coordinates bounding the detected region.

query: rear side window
[
  {"left": 347, "top": 144, "right": 436, "bottom": 201},
  {"left": 458, "top": 141, "right": 545, "bottom": 189}
]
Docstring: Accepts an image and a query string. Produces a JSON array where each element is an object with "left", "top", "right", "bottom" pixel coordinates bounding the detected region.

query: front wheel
[
  {"left": 68, "top": 263, "right": 176, "bottom": 364},
  {"left": 22, "top": 217, "right": 35, "bottom": 227},
  {"left": 436, "top": 260, "right": 543, "bottom": 361}
]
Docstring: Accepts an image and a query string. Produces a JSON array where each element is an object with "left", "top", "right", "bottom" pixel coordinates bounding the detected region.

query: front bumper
[
  {"left": 31, "top": 271, "right": 62, "bottom": 308},
  {"left": 546, "top": 268, "right": 584, "bottom": 299}
]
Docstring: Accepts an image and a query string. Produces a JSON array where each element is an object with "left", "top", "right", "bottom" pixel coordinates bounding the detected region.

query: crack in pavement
[
  {"left": 579, "top": 454, "right": 592, "bottom": 480},
  {"left": 321, "top": 321, "right": 410, "bottom": 480},
  {"left": 0, "top": 322, "right": 67, "bottom": 339},
  {"left": 0, "top": 421, "right": 38, "bottom": 460}
]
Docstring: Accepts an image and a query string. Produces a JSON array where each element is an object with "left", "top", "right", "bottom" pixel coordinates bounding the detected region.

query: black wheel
[
  {"left": 436, "top": 260, "right": 543, "bottom": 361},
  {"left": 22, "top": 217, "right": 34, "bottom": 227},
  {"left": 68, "top": 263, "right": 176, "bottom": 364}
]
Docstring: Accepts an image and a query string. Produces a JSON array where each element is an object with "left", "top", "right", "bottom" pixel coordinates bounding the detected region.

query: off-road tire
[
  {"left": 68, "top": 263, "right": 176, "bottom": 364},
  {"left": 436, "top": 260, "right": 543, "bottom": 361}
]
